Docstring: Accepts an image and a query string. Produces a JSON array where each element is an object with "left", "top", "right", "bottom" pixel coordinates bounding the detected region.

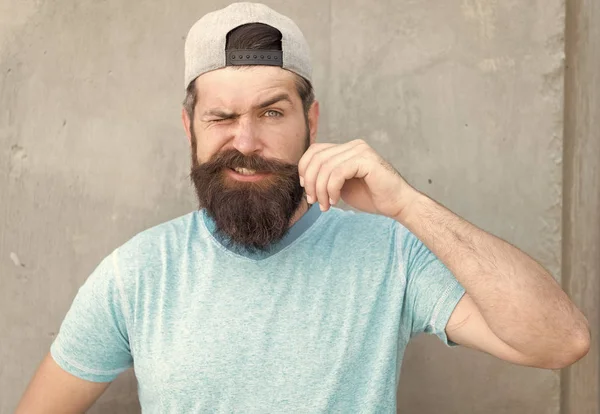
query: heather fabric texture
[{"left": 51, "top": 204, "right": 465, "bottom": 413}]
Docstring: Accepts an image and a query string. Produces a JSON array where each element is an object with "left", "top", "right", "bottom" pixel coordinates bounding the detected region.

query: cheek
[
  {"left": 269, "top": 118, "right": 309, "bottom": 160},
  {"left": 264, "top": 137, "right": 303, "bottom": 165},
  {"left": 193, "top": 130, "right": 225, "bottom": 164}
]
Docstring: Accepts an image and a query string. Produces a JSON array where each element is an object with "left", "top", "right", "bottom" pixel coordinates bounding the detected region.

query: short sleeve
[
  {"left": 398, "top": 224, "right": 465, "bottom": 345},
  {"left": 50, "top": 253, "right": 133, "bottom": 382}
]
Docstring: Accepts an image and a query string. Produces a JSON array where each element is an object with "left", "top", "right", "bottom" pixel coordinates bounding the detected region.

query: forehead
[{"left": 194, "top": 66, "right": 299, "bottom": 110}]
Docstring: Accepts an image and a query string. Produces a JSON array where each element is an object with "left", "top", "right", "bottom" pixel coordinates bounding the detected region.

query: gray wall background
[{"left": 0, "top": 0, "right": 573, "bottom": 413}]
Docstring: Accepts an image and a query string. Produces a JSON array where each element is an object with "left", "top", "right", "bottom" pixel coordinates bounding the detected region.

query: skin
[
  {"left": 297, "top": 140, "right": 590, "bottom": 369},
  {"left": 16, "top": 65, "right": 590, "bottom": 413}
]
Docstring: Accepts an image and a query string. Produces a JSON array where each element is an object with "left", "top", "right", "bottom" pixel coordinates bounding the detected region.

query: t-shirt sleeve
[
  {"left": 50, "top": 253, "right": 133, "bottom": 382},
  {"left": 398, "top": 224, "right": 466, "bottom": 345}
]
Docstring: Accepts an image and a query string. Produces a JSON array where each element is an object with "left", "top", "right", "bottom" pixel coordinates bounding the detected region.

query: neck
[{"left": 288, "top": 198, "right": 311, "bottom": 228}]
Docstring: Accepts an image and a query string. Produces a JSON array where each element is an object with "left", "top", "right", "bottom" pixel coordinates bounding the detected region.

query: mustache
[{"left": 199, "top": 150, "right": 299, "bottom": 175}]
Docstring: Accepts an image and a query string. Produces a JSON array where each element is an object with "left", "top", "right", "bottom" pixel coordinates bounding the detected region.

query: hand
[{"left": 298, "top": 139, "right": 418, "bottom": 218}]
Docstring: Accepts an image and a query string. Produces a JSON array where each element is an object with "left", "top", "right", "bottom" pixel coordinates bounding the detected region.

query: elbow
[
  {"left": 564, "top": 326, "right": 591, "bottom": 367},
  {"left": 539, "top": 326, "right": 591, "bottom": 370}
]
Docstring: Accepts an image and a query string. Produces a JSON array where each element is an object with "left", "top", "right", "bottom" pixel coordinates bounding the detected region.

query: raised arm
[
  {"left": 298, "top": 139, "right": 590, "bottom": 368},
  {"left": 397, "top": 192, "right": 590, "bottom": 369}
]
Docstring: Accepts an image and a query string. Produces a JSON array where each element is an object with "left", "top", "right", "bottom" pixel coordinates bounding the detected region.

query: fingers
[
  {"left": 313, "top": 148, "right": 358, "bottom": 209},
  {"left": 326, "top": 159, "right": 359, "bottom": 207},
  {"left": 302, "top": 144, "right": 355, "bottom": 204},
  {"left": 297, "top": 143, "right": 337, "bottom": 187},
  {"left": 299, "top": 140, "right": 368, "bottom": 211},
  {"left": 298, "top": 140, "right": 364, "bottom": 181},
  {"left": 323, "top": 157, "right": 364, "bottom": 210}
]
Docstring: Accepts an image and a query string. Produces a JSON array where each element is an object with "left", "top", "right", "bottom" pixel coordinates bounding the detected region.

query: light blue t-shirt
[{"left": 51, "top": 204, "right": 465, "bottom": 413}]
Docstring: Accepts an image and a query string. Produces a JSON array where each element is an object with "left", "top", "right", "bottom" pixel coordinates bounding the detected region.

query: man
[{"left": 17, "top": 3, "right": 589, "bottom": 413}]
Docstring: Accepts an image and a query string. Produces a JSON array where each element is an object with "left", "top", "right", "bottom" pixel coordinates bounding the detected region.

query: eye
[{"left": 264, "top": 110, "right": 283, "bottom": 118}]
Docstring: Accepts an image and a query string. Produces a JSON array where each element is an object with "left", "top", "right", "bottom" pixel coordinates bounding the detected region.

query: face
[{"left": 182, "top": 66, "right": 319, "bottom": 251}]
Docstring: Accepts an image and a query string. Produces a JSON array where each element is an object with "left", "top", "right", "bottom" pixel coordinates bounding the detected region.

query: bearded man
[{"left": 17, "top": 3, "right": 589, "bottom": 413}]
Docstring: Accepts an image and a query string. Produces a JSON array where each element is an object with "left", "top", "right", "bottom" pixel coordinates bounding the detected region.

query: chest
[{"left": 130, "top": 255, "right": 405, "bottom": 410}]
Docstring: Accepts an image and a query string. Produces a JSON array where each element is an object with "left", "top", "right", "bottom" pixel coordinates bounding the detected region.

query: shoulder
[
  {"left": 315, "top": 207, "right": 404, "bottom": 249},
  {"left": 95, "top": 211, "right": 207, "bottom": 286},
  {"left": 113, "top": 210, "right": 203, "bottom": 261},
  {"left": 320, "top": 207, "right": 401, "bottom": 237},
  {"left": 72, "top": 211, "right": 209, "bottom": 326}
]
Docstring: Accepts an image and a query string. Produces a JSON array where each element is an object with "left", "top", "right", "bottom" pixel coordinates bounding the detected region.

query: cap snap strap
[{"left": 226, "top": 49, "right": 283, "bottom": 67}]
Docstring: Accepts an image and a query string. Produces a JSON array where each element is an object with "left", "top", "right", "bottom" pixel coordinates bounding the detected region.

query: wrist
[{"left": 392, "top": 186, "right": 424, "bottom": 224}]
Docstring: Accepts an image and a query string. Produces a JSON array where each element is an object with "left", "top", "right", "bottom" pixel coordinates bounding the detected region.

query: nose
[{"left": 232, "top": 116, "right": 261, "bottom": 155}]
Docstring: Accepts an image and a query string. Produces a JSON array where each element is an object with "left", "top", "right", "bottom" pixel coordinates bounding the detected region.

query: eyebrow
[
  {"left": 202, "top": 93, "right": 293, "bottom": 119},
  {"left": 202, "top": 109, "right": 236, "bottom": 119},
  {"left": 256, "top": 93, "right": 293, "bottom": 109}
]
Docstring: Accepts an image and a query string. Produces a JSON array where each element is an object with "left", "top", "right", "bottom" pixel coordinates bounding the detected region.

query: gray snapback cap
[{"left": 184, "top": 2, "right": 312, "bottom": 89}]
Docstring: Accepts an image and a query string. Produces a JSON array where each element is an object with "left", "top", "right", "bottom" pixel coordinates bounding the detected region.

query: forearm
[{"left": 396, "top": 189, "right": 589, "bottom": 359}]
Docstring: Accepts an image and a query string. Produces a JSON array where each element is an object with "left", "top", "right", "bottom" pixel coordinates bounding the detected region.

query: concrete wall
[
  {"left": 0, "top": 0, "right": 569, "bottom": 413},
  {"left": 561, "top": 0, "right": 600, "bottom": 412}
]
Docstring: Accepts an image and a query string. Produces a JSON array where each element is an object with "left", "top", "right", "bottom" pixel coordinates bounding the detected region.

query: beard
[{"left": 190, "top": 136, "right": 308, "bottom": 252}]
